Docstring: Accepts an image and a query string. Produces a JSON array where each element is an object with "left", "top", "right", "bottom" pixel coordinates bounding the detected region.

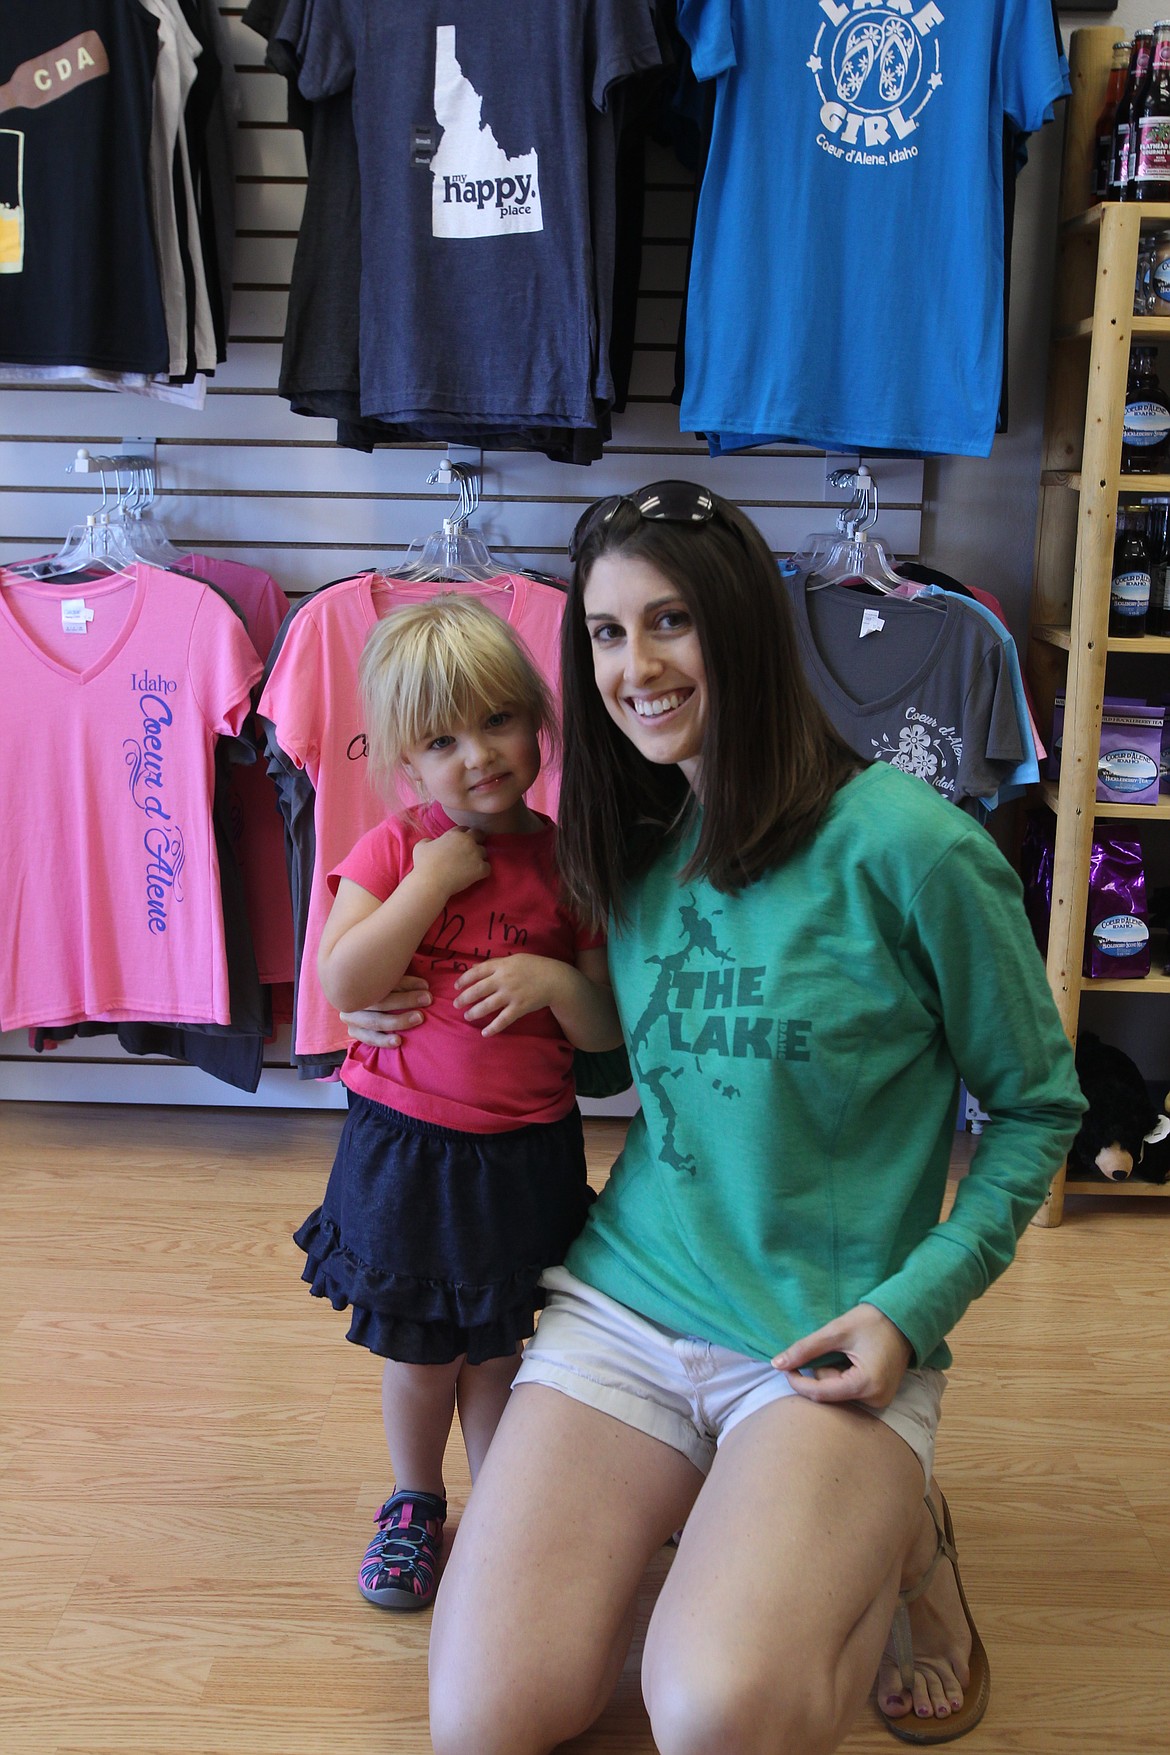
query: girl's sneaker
[{"left": 358, "top": 1489, "right": 447, "bottom": 1609}]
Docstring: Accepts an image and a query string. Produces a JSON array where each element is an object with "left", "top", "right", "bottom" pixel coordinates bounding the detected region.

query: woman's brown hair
[{"left": 557, "top": 489, "right": 860, "bottom": 925}]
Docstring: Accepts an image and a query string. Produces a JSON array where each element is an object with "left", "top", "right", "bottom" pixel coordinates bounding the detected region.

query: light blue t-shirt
[{"left": 676, "top": 0, "right": 1069, "bottom": 457}]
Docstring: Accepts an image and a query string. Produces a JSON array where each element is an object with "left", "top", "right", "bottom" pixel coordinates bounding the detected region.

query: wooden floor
[{"left": 1, "top": 1103, "right": 1168, "bottom": 1755}]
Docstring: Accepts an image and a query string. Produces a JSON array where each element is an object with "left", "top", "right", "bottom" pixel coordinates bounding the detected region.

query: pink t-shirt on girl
[
  {"left": 0, "top": 563, "right": 262, "bottom": 1030},
  {"left": 332, "top": 803, "right": 601, "bottom": 1133},
  {"left": 258, "top": 572, "right": 567, "bottom": 1058}
]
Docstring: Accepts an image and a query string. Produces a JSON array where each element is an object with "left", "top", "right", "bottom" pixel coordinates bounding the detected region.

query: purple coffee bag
[
  {"left": 1021, "top": 810, "right": 1055, "bottom": 956},
  {"left": 1085, "top": 837, "right": 1151, "bottom": 978},
  {"left": 1022, "top": 814, "right": 1150, "bottom": 979}
]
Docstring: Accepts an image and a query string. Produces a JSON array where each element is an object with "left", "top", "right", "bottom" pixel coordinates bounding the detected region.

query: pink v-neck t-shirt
[
  {"left": 0, "top": 564, "right": 262, "bottom": 1030},
  {"left": 259, "top": 573, "right": 566, "bottom": 1058}
]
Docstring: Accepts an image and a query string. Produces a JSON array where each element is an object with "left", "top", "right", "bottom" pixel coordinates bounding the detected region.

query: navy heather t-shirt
[{"left": 290, "top": 0, "right": 661, "bottom": 429}]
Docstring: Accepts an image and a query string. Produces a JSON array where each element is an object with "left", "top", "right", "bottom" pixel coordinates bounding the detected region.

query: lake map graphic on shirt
[{"left": 431, "top": 24, "right": 543, "bottom": 239}]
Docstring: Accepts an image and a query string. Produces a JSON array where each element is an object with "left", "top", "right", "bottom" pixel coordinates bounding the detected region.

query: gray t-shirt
[
  {"left": 785, "top": 575, "right": 1025, "bottom": 812},
  {"left": 290, "top": 0, "right": 660, "bottom": 427}
]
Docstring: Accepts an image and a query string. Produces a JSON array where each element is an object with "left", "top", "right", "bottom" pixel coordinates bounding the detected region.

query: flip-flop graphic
[
  {"left": 878, "top": 18, "right": 916, "bottom": 106},
  {"left": 838, "top": 21, "right": 883, "bottom": 103}
]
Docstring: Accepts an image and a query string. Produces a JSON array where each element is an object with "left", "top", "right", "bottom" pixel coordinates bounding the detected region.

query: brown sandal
[{"left": 879, "top": 1493, "right": 991, "bottom": 1744}]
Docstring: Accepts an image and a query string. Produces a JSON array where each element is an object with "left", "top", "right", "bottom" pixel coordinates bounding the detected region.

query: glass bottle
[
  {"left": 1095, "top": 40, "right": 1131, "bottom": 200},
  {"left": 1112, "top": 31, "right": 1153, "bottom": 199},
  {"left": 1121, "top": 346, "right": 1170, "bottom": 474},
  {"left": 1110, "top": 506, "right": 1151, "bottom": 638},
  {"left": 1134, "top": 22, "right": 1170, "bottom": 200},
  {"left": 1143, "top": 496, "right": 1170, "bottom": 634},
  {"left": 1136, "top": 232, "right": 1156, "bottom": 314}
]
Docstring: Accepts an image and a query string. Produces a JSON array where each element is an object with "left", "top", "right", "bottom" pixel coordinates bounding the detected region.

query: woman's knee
[
  {"left": 429, "top": 1666, "right": 583, "bottom": 1755},
  {"left": 428, "top": 1686, "right": 522, "bottom": 1755},
  {"left": 646, "top": 1665, "right": 838, "bottom": 1755}
]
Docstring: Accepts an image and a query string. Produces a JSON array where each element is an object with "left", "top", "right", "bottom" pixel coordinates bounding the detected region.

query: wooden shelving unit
[{"left": 1028, "top": 28, "right": 1170, "bottom": 1223}]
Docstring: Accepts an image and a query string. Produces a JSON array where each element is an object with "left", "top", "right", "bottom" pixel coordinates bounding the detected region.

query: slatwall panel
[{"left": 0, "top": 4, "right": 924, "bottom": 1107}]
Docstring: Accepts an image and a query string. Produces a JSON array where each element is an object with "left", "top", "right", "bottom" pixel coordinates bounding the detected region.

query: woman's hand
[
  {"left": 771, "top": 1303, "right": 913, "bottom": 1411},
  {"left": 340, "top": 977, "right": 432, "bottom": 1049}
]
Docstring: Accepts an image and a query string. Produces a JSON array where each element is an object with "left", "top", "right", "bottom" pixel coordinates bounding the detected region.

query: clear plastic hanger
[
  {"left": 385, "top": 462, "right": 501, "bottom": 583},
  {"left": 6, "top": 452, "right": 142, "bottom": 578},
  {"left": 119, "top": 460, "right": 185, "bottom": 564},
  {"left": 4, "top": 449, "right": 180, "bottom": 579},
  {"left": 801, "top": 466, "right": 944, "bottom": 608}
]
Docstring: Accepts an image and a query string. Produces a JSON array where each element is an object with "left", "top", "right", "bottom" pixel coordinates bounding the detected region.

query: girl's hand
[
  {"left": 452, "top": 955, "right": 561, "bottom": 1036},
  {"left": 340, "top": 978, "right": 432, "bottom": 1049},
  {"left": 771, "top": 1303, "right": 913, "bottom": 1411},
  {"left": 412, "top": 826, "right": 490, "bottom": 897}
]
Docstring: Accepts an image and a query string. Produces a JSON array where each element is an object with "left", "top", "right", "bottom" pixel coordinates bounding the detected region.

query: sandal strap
[{"left": 892, "top": 1494, "right": 958, "bottom": 1694}]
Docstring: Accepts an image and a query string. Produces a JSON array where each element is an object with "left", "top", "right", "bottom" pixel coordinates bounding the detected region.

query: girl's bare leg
[
  {"left": 454, "top": 1348, "right": 522, "bottom": 1481},
  {"left": 429, "top": 1382, "right": 703, "bottom": 1755},
  {"left": 381, "top": 1356, "right": 463, "bottom": 1497}
]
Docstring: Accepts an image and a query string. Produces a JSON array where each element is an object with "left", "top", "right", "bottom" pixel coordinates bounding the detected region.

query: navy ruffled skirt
[{"left": 294, "top": 1092, "right": 593, "bottom": 1364}]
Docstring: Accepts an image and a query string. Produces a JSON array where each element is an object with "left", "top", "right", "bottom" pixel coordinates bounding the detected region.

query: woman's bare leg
[
  {"left": 876, "top": 1476, "right": 972, "bottom": 1724},
  {"left": 641, "top": 1396, "right": 926, "bottom": 1755},
  {"left": 429, "top": 1382, "right": 703, "bottom": 1755},
  {"left": 454, "top": 1348, "right": 522, "bottom": 1481}
]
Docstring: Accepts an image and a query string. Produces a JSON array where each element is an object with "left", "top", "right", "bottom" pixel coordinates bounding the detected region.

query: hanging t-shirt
[
  {"left": 177, "top": 554, "right": 296, "bottom": 985},
  {"left": 784, "top": 575, "right": 1024, "bottom": 811},
  {"left": 0, "top": 0, "right": 170, "bottom": 374},
  {"left": 286, "top": 0, "right": 661, "bottom": 429},
  {"left": 675, "top": 0, "right": 1069, "bottom": 456},
  {"left": 0, "top": 564, "right": 261, "bottom": 1030},
  {"left": 258, "top": 571, "right": 567, "bottom": 1058},
  {"left": 332, "top": 803, "right": 600, "bottom": 1133}
]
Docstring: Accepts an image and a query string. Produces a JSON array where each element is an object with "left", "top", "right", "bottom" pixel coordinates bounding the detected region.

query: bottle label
[
  {"left": 1136, "top": 119, "right": 1170, "bottom": 179},
  {"left": 1111, "top": 569, "right": 1152, "bottom": 611},
  {"left": 1115, "top": 122, "right": 1132, "bottom": 186},
  {"left": 1095, "top": 133, "right": 1113, "bottom": 198},
  {"left": 1154, "top": 37, "right": 1170, "bottom": 72},
  {"left": 1156, "top": 563, "right": 1170, "bottom": 610},
  {"left": 1124, "top": 400, "right": 1170, "bottom": 444},
  {"left": 1154, "top": 258, "right": 1170, "bottom": 304}
]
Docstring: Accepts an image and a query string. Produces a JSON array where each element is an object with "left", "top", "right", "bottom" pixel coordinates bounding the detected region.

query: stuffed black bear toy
[{"left": 1069, "top": 1031, "right": 1170, "bottom": 1184}]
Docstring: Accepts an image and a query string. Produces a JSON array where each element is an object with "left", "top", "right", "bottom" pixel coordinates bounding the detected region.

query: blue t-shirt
[{"left": 675, "top": 0, "right": 1068, "bottom": 457}]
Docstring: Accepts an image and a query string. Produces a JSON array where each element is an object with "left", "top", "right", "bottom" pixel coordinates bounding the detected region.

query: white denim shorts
[{"left": 517, "top": 1265, "right": 945, "bottom": 1482}]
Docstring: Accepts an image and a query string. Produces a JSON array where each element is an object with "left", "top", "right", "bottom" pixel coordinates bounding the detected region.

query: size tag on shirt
[
  {"left": 411, "top": 124, "right": 437, "bottom": 167},
  {"left": 61, "top": 597, "right": 94, "bottom": 634},
  {"left": 859, "top": 607, "right": 885, "bottom": 639}
]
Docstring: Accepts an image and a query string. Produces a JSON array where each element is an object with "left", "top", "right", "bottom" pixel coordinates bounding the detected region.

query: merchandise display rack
[{"left": 1029, "top": 26, "right": 1170, "bottom": 1222}]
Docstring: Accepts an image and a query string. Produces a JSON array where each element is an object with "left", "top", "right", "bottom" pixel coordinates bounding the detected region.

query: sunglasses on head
[{"left": 568, "top": 479, "right": 726, "bottom": 564}]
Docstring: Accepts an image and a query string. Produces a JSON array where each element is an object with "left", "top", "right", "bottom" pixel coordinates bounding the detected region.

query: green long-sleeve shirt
[{"left": 565, "top": 763, "right": 1085, "bottom": 1370}]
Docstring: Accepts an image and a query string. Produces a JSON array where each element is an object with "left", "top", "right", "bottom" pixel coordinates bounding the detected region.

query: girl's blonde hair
[{"left": 358, "top": 592, "right": 557, "bottom": 799}]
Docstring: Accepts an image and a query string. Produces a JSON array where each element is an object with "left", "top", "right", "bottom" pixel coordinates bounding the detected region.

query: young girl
[
  {"left": 420, "top": 484, "right": 1086, "bottom": 1753},
  {"left": 295, "top": 593, "right": 621, "bottom": 1611}
]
